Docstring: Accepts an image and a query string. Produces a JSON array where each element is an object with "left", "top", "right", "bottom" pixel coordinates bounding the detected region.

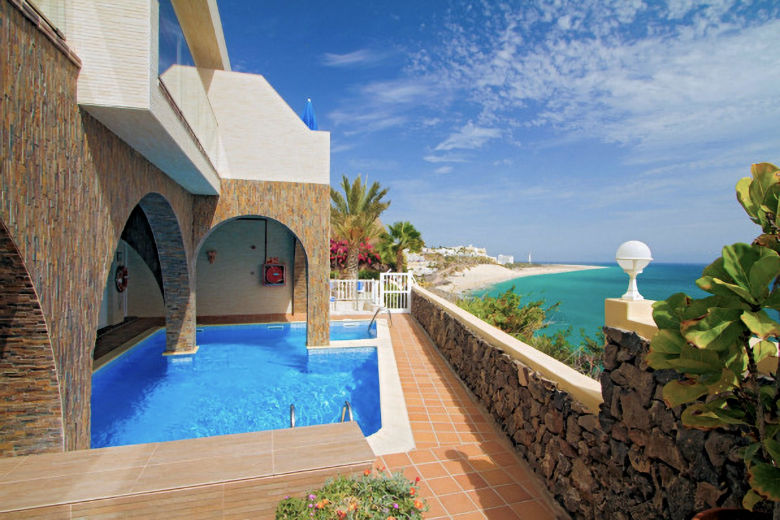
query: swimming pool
[{"left": 91, "top": 321, "right": 381, "bottom": 448}]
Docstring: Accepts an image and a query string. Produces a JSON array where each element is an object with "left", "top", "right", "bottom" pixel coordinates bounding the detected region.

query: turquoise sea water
[{"left": 474, "top": 263, "right": 709, "bottom": 343}]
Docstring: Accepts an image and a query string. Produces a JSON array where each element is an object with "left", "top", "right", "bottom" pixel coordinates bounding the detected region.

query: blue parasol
[{"left": 301, "top": 98, "right": 318, "bottom": 130}]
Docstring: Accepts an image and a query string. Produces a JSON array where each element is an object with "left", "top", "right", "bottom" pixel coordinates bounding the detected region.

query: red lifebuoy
[
  {"left": 115, "top": 265, "right": 129, "bottom": 292},
  {"left": 265, "top": 265, "right": 284, "bottom": 285}
]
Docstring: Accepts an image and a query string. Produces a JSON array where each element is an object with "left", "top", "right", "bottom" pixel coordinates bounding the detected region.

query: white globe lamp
[{"left": 616, "top": 241, "right": 653, "bottom": 301}]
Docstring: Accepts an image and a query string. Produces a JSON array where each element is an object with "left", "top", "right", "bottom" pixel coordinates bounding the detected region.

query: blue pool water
[
  {"left": 91, "top": 322, "right": 380, "bottom": 448},
  {"left": 475, "top": 263, "right": 709, "bottom": 343}
]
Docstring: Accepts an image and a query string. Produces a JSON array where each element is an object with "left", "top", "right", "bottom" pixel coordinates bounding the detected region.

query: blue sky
[{"left": 219, "top": 0, "right": 780, "bottom": 263}]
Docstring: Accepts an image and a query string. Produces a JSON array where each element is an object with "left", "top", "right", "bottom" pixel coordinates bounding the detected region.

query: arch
[
  {"left": 98, "top": 192, "right": 195, "bottom": 355},
  {"left": 0, "top": 218, "right": 64, "bottom": 456},
  {"left": 194, "top": 215, "right": 309, "bottom": 320},
  {"left": 192, "top": 179, "right": 330, "bottom": 346}
]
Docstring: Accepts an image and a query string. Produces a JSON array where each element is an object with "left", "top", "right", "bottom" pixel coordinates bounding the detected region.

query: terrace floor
[
  {"left": 374, "top": 314, "right": 562, "bottom": 520},
  {"left": 86, "top": 313, "right": 562, "bottom": 518}
]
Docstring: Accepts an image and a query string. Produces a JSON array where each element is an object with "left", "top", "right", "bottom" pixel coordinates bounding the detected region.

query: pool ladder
[
  {"left": 288, "top": 401, "right": 353, "bottom": 428},
  {"left": 368, "top": 306, "right": 391, "bottom": 332}
]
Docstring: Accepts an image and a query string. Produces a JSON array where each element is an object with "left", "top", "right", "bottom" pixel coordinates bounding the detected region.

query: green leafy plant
[
  {"left": 275, "top": 468, "right": 427, "bottom": 519},
  {"left": 457, "top": 287, "right": 605, "bottom": 378},
  {"left": 379, "top": 221, "right": 424, "bottom": 273},
  {"left": 647, "top": 163, "right": 780, "bottom": 512}
]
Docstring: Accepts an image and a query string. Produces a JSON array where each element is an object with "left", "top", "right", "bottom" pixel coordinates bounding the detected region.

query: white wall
[
  {"left": 205, "top": 69, "right": 330, "bottom": 184},
  {"left": 126, "top": 243, "right": 165, "bottom": 317},
  {"left": 196, "top": 219, "right": 295, "bottom": 316}
]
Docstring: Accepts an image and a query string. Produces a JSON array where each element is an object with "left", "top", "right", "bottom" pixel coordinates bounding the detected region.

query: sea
[{"left": 473, "top": 263, "right": 710, "bottom": 344}]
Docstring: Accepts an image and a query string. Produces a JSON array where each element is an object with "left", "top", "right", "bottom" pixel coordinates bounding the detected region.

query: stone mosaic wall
[
  {"left": 412, "top": 288, "right": 754, "bottom": 519},
  {"left": 1, "top": 0, "right": 331, "bottom": 454},
  {"left": 192, "top": 179, "right": 330, "bottom": 346},
  {"left": 0, "top": 220, "right": 64, "bottom": 456},
  {"left": 292, "top": 239, "right": 307, "bottom": 315}
]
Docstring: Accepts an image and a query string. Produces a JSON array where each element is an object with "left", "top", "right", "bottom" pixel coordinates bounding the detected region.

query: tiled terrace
[
  {"left": 82, "top": 313, "right": 562, "bottom": 518},
  {"left": 377, "top": 314, "right": 561, "bottom": 519}
]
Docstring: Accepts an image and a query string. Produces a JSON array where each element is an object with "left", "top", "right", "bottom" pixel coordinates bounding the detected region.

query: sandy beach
[{"left": 436, "top": 263, "right": 606, "bottom": 295}]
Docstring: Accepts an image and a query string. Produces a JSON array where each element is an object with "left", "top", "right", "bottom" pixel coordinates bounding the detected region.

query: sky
[{"left": 218, "top": 0, "right": 780, "bottom": 264}]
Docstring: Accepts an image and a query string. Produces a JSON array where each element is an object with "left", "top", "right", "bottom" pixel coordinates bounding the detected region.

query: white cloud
[
  {"left": 322, "top": 49, "right": 385, "bottom": 67},
  {"left": 423, "top": 153, "right": 468, "bottom": 163},
  {"left": 418, "top": 2, "right": 780, "bottom": 154},
  {"left": 435, "top": 166, "right": 453, "bottom": 174},
  {"left": 434, "top": 122, "right": 501, "bottom": 151}
]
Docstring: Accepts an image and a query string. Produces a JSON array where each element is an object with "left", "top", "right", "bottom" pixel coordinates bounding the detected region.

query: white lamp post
[{"left": 616, "top": 241, "right": 653, "bottom": 301}]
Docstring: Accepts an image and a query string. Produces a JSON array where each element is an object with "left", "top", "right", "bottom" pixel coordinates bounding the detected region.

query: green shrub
[
  {"left": 276, "top": 470, "right": 427, "bottom": 519},
  {"left": 358, "top": 269, "right": 381, "bottom": 280},
  {"left": 457, "top": 286, "right": 604, "bottom": 378}
]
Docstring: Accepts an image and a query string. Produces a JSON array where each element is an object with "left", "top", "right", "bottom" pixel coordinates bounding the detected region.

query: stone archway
[
  {"left": 0, "top": 219, "right": 63, "bottom": 456},
  {"left": 194, "top": 216, "right": 309, "bottom": 321},
  {"left": 135, "top": 193, "right": 196, "bottom": 354}
]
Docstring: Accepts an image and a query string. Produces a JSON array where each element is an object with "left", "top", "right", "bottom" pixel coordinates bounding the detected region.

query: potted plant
[{"left": 647, "top": 163, "right": 780, "bottom": 518}]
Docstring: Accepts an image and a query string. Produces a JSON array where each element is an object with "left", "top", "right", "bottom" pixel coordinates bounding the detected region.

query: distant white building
[{"left": 497, "top": 254, "right": 514, "bottom": 265}]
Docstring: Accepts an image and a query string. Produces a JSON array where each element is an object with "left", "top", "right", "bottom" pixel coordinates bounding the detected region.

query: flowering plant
[
  {"left": 275, "top": 466, "right": 427, "bottom": 519},
  {"left": 330, "top": 239, "right": 381, "bottom": 271}
]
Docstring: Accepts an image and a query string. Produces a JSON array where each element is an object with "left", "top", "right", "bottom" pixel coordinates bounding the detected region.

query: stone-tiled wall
[
  {"left": 192, "top": 179, "right": 330, "bottom": 346},
  {"left": 292, "top": 239, "right": 307, "bottom": 315},
  {"left": 412, "top": 289, "right": 754, "bottom": 519},
  {"left": 2, "top": 0, "right": 197, "bottom": 450},
  {"left": 0, "top": 220, "right": 64, "bottom": 456},
  {"left": 1, "top": 0, "right": 330, "bottom": 455}
]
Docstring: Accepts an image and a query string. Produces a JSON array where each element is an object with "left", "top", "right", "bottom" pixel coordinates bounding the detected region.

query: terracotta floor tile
[
  {"left": 409, "top": 450, "right": 437, "bottom": 465},
  {"left": 454, "top": 472, "right": 489, "bottom": 491},
  {"left": 458, "top": 432, "right": 484, "bottom": 444},
  {"left": 429, "top": 413, "right": 451, "bottom": 422},
  {"left": 437, "top": 433, "right": 462, "bottom": 445},
  {"left": 453, "top": 511, "right": 488, "bottom": 519},
  {"left": 427, "top": 476, "right": 463, "bottom": 496},
  {"left": 430, "top": 446, "right": 464, "bottom": 460},
  {"left": 432, "top": 422, "right": 457, "bottom": 433},
  {"left": 490, "top": 452, "right": 519, "bottom": 467},
  {"left": 441, "top": 459, "right": 471, "bottom": 476},
  {"left": 417, "top": 462, "right": 449, "bottom": 480},
  {"left": 480, "top": 469, "right": 515, "bottom": 487},
  {"left": 382, "top": 452, "right": 412, "bottom": 470},
  {"left": 493, "top": 484, "right": 532, "bottom": 504},
  {"left": 509, "top": 500, "right": 556, "bottom": 519},
  {"left": 467, "top": 488, "right": 505, "bottom": 509},
  {"left": 423, "top": 496, "right": 449, "bottom": 518},
  {"left": 415, "top": 432, "right": 439, "bottom": 444},
  {"left": 440, "top": 493, "right": 479, "bottom": 516},
  {"left": 409, "top": 412, "right": 431, "bottom": 422},
  {"left": 482, "top": 506, "right": 522, "bottom": 519}
]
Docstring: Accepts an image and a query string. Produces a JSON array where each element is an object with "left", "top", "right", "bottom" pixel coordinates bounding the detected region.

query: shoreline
[{"left": 435, "top": 263, "right": 607, "bottom": 295}]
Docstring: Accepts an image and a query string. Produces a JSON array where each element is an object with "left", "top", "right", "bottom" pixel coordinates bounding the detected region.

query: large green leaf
[
  {"left": 737, "top": 176, "right": 760, "bottom": 224},
  {"left": 722, "top": 243, "right": 755, "bottom": 291},
  {"left": 681, "top": 403, "right": 725, "bottom": 429},
  {"left": 748, "top": 461, "right": 780, "bottom": 502},
  {"left": 742, "top": 489, "right": 764, "bottom": 511},
  {"left": 753, "top": 340, "right": 779, "bottom": 365},
  {"left": 766, "top": 289, "right": 780, "bottom": 311},
  {"left": 748, "top": 249, "right": 780, "bottom": 302},
  {"left": 682, "top": 307, "right": 745, "bottom": 351},
  {"left": 742, "top": 311, "right": 780, "bottom": 339},
  {"left": 649, "top": 329, "right": 687, "bottom": 354},
  {"left": 708, "top": 277, "right": 757, "bottom": 305},
  {"left": 662, "top": 380, "right": 708, "bottom": 407},
  {"left": 652, "top": 293, "right": 691, "bottom": 330},
  {"left": 764, "top": 438, "right": 780, "bottom": 465}
]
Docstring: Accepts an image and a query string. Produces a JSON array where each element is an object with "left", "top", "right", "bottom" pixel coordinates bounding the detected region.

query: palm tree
[
  {"left": 330, "top": 175, "right": 390, "bottom": 279},
  {"left": 381, "top": 221, "right": 424, "bottom": 273}
]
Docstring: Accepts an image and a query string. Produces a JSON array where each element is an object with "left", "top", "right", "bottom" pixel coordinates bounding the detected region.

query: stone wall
[
  {"left": 411, "top": 288, "right": 753, "bottom": 519},
  {"left": 1, "top": 0, "right": 331, "bottom": 453},
  {"left": 192, "top": 179, "right": 330, "bottom": 347},
  {"left": 0, "top": 220, "right": 63, "bottom": 456}
]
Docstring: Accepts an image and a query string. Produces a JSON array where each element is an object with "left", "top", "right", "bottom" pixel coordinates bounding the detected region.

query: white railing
[{"left": 329, "top": 273, "right": 414, "bottom": 313}]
